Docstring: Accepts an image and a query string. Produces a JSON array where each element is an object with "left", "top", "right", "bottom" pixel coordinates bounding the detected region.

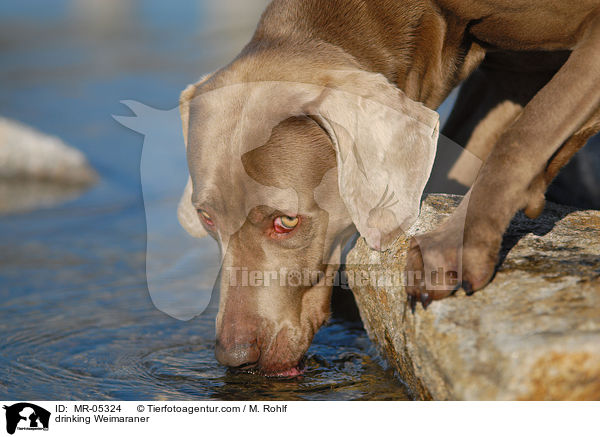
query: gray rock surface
[
  {"left": 0, "top": 117, "right": 97, "bottom": 214},
  {"left": 346, "top": 194, "right": 600, "bottom": 400}
]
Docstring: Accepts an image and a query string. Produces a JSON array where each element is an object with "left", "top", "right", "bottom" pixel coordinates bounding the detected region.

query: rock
[
  {"left": 345, "top": 194, "right": 600, "bottom": 400},
  {"left": 0, "top": 117, "right": 97, "bottom": 214}
]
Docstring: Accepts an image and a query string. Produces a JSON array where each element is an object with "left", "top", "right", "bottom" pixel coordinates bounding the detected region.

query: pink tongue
[{"left": 267, "top": 367, "right": 304, "bottom": 378}]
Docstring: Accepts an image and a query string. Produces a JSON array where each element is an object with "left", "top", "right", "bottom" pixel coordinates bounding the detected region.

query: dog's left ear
[
  {"left": 311, "top": 70, "right": 439, "bottom": 250},
  {"left": 177, "top": 75, "right": 213, "bottom": 239}
]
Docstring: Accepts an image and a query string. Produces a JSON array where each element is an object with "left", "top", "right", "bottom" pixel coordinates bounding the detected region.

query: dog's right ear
[
  {"left": 177, "top": 177, "right": 207, "bottom": 238},
  {"left": 177, "top": 74, "right": 213, "bottom": 238}
]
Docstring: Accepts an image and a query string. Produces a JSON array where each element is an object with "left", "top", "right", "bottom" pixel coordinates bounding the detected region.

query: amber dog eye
[
  {"left": 273, "top": 216, "right": 299, "bottom": 233},
  {"left": 198, "top": 209, "right": 214, "bottom": 227}
]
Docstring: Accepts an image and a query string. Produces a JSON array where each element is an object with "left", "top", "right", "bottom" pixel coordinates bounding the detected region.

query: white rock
[
  {"left": 0, "top": 117, "right": 97, "bottom": 214},
  {"left": 0, "top": 117, "right": 96, "bottom": 184}
]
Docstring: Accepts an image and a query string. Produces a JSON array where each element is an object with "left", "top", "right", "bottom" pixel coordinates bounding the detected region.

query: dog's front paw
[
  {"left": 405, "top": 233, "right": 459, "bottom": 311},
  {"left": 405, "top": 228, "right": 499, "bottom": 311}
]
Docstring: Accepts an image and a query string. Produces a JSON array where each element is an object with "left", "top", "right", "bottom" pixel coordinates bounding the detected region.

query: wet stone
[{"left": 346, "top": 194, "right": 600, "bottom": 400}]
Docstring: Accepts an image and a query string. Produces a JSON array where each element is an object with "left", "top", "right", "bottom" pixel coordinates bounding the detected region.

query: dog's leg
[
  {"left": 444, "top": 51, "right": 569, "bottom": 188},
  {"left": 525, "top": 107, "right": 600, "bottom": 218},
  {"left": 407, "top": 11, "right": 600, "bottom": 307}
]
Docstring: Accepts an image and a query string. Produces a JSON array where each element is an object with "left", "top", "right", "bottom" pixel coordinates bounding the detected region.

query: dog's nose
[{"left": 215, "top": 340, "right": 260, "bottom": 368}]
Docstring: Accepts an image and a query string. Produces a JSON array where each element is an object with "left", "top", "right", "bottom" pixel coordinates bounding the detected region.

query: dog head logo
[{"left": 3, "top": 403, "right": 50, "bottom": 435}]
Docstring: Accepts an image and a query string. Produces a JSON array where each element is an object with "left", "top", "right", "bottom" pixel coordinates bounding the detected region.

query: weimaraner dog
[{"left": 177, "top": 0, "right": 600, "bottom": 376}]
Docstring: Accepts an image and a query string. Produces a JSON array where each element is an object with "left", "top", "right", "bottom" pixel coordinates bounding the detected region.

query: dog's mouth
[
  {"left": 232, "top": 358, "right": 305, "bottom": 379},
  {"left": 260, "top": 365, "right": 304, "bottom": 378}
]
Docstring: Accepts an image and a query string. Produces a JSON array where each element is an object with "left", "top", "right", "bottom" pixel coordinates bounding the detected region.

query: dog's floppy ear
[
  {"left": 177, "top": 176, "right": 207, "bottom": 238},
  {"left": 311, "top": 70, "right": 439, "bottom": 251},
  {"left": 177, "top": 74, "right": 213, "bottom": 238}
]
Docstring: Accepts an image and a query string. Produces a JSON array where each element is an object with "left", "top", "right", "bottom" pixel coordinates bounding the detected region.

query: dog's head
[{"left": 177, "top": 68, "right": 439, "bottom": 376}]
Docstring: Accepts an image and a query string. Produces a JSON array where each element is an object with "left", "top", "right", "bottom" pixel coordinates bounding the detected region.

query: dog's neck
[{"left": 241, "top": 0, "right": 485, "bottom": 109}]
